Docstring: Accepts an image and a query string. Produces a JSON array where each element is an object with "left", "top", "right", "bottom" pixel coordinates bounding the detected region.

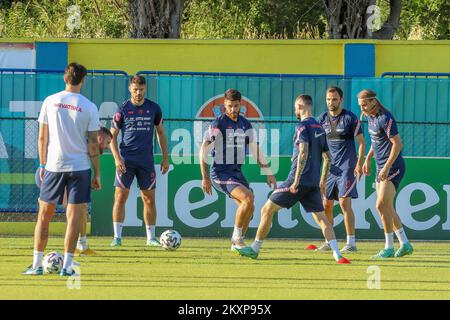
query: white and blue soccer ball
[
  {"left": 42, "top": 251, "right": 64, "bottom": 274},
  {"left": 160, "top": 229, "right": 182, "bottom": 251}
]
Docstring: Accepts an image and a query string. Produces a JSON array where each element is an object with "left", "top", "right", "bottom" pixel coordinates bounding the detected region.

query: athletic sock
[
  {"left": 146, "top": 225, "right": 156, "bottom": 241},
  {"left": 347, "top": 235, "right": 356, "bottom": 246},
  {"left": 251, "top": 239, "right": 263, "bottom": 253},
  {"left": 394, "top": 228, "right": 409, "bottom": 245},
  {"left": 113, "top": 222, "right": 123, "bottom": 239},
  {"left": 77, "top": 236, "right": 87, "bottom": 251},
  {"left": 328, "top": 239, "right": 342, "bottom": 261},
  {"left": 232, "top": 226, "right": 243, "bottom": 241},
  {"left": 63, "top": 252, "right": 74, "bottom": 270},
  {"left": 385, "top": 233, "right": 394, "bottom": 249},
  {"left": 32, "top": 250, "right": 43, "bottom": 270}
]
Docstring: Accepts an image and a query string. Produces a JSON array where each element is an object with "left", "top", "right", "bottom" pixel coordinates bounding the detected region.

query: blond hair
[{"left": 357, "top": 89, "right": 389, "bottom": 113}]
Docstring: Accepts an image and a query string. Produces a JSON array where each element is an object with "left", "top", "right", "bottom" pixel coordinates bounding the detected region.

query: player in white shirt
[{"left": 22, "top": 63, "right": 101, "bottom": 276}]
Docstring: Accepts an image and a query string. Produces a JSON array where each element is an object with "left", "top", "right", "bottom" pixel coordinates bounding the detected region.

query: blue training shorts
[
  {"left": 211, "top": 170, "right": 250, "bottom": 198},
  {"left": 270, "top": 181, "right": 324, "bottom": 212},
  {"left": 376, "top": 165, "right": 406, "bottom": 190},
  {"left": 114, "top": 164, "right": 156, "bottom": 190},
  {"left": 39, "top": 169, "right": 91, "bottom": 205},
  {"left": 325, "top": 169, "right": 358, "bottom": 201}
]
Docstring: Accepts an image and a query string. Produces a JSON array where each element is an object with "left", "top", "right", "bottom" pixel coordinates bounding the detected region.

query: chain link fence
[{"left": 0, "top": 71, "right": 449, "bottom": 213}]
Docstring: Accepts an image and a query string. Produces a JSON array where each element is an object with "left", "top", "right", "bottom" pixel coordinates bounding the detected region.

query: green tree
[
  {"left": 181, "top": 0, "right": 326, "bottom": 39},
  {"left": 0, "top": 0, "right": 129, "bottom": 38}
]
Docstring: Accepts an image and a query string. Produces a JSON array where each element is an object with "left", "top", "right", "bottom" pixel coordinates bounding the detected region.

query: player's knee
[
  {"left": 376, "top": 200, "right": 390, "bottom": 213},
  {"left": 141, "top": 196, "right": 155, "bottom": 207},
  {"left": 242, "top": 193, "right": 254, "bottom": 205},
  {"left": 261, "top": 203, "right": 273, "bottom": 217},
  {"left": 114, "top": 191, "right": 128, "bottom": 204},
  {"left": 323, "top": 201, "right": 334, "bottom": 211},
  {"left": 38, "top": 211, "right": 53, "bottom": 224}
]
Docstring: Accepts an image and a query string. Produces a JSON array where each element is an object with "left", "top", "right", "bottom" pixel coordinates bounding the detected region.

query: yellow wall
[
  {"left": 2, "top": 38, "right": 450, "bottom": 77},
  {"left": 375, "top": 41, "right": 450, "bottom": 76},
  {"left": 67, "top": 39, "right": 344, "bottom": 75}
]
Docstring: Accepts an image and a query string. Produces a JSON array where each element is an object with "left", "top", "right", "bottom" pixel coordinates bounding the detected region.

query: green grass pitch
[{"left": 1, "top": 236, "right": 449, "bottom": 300}]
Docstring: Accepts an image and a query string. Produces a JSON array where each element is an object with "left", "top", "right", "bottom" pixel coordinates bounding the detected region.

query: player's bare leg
[
  {"left": 76, "top": 205, "right": 96, "bottom": 255},
  {"left": 27, "top": 200, "right": 56, "bottom": 272},
  {"left": 339, "top": 197, "right": 357, "bottom": 251},
  {"left": 372, "top": 181, "right": 399, "bottom": 258},
  {"left": 141, "top": 189, "right": 160, "bottom": 246},
  {"left": 229, "top": 186, "right": 255, "bottom": 249},
  {"left": 233, "top": 198, "right": 253, "bottom": 238},
  {"left": 111, "top": 187, "right": 129, "bottom": 246},
  {"left": 62, "top": 203, "right": 84, "bottom": 272},
  {"left": 312, "top": 211, "right": 350, "bottom": 264},
  {"left": 316, "top": 199, "right": 334, "bottom": 251},
  {"left": 236, "top": 199, "right": 280, "bottom": 259},
  {"left": 378, "top": 181, "right": 413, "bottom": 257}
]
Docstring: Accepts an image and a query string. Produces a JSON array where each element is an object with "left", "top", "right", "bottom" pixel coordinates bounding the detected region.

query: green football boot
[
  {"left": 371, "top": 248, "right": 395, "bottom": 259},
  {"left": 22, "top": 265, "right": 43, "bottom": 275},
  {"left": 395, "top": 242, "right": 414, "bottom": 257},
  {"left": 110, "top": 237, "right": 122, "bottom": 247},
  {"left": 236, "top": 246, "right": 259, "bottom": 260}
]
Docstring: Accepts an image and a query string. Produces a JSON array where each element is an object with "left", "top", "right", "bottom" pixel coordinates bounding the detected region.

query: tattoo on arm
[{"left": 293, "top": 142, "right": 309, "bottom": 187}]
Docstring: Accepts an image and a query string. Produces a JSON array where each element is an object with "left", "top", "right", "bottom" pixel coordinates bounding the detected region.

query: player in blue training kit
[
  {"left": 110, "top": 75, "right": 169, "bottom": 248},
  {"left": 358, "top": 89, "right": 413, "bottom": 259},
  {"left": 200, "top": 89, "right": 276, "bottom": 251},
  {"left": 237, "top": 94, "right": 351, "bottom": 264},
  {"left": 314, "top": 87, "right": 366, "bottom": 252}
]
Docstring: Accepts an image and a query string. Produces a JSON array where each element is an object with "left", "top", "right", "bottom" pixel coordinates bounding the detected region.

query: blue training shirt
[
  {"left": 367, "top": 110, "right": 404, "bottom": 169},
  {"left": 317, "top": 109, "right": 362, "bottom": 174},
  {"left": 286, "top": 117, "right": 329, "bottom": 187},
  {"left": 205, "top": 114, "right": 255, "bottom": 175},
  {"left": 112, "top": 99, "right": 163, "bottom": 168}
]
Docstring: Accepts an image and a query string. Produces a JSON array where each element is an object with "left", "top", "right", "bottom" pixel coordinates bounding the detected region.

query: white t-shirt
[{"left": 38, "top": 91, "right": 100, "bottom": 172}]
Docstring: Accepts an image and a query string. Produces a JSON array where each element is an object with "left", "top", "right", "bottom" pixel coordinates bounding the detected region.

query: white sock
[
  {"left": 394, "top": 228, "right": 409, "bottom": 245},
  {"left": 385, "top": 233, "right": 394, "bottom": 249},
  {"left": 347, "top": 235, "right": 356, "bottom": 246},
  {"left": 113, "top": 222, "right": 123, "bottom": 239},
  {"left": 232, "top": 226, "right": 243, "bottom": 241},
  {"left": 251, "top": 239, "right": 263, "bottom": 253},
  {"left": 146, "top": 225, "right": 156, "bottom": 241},
  {"left": 32, "top": 250, "right": 43, "bottom": 269},
  {"left": 77, "top": 236, "right": 87, "bottom": 251},
  {"left": 328, "top": 239, "right": 342, "bottom": 261},
  {"left": 63, "top": 252, "right": 74, "bottom": 270}
]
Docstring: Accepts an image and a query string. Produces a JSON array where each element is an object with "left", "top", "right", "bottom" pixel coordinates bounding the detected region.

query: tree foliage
[
  {"left": 182, "top": 0, "right": 326, "bottom": 39},
  {"left": 0, "top": 0, "right": 129, "bottom": 38},
  {"left": 0, "top": 0, "right": 448, "bottom": 39}
]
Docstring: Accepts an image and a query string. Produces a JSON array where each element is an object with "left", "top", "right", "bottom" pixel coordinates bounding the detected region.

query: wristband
[{"left": 39, "top": 164, "right": 45, "bottom": 169}]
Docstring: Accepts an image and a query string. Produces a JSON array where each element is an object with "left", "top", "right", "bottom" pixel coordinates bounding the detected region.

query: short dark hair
[
  {"left": 296, "top": 94, "right": 313, "bottom": 106},
  {"left": 129, "top": 75, "right": 146, "bottom": 86},
  {"left": 64, "top": 62, "right": 87, "bottom": 86},
  {"left": 327, "top": 86, "right": 343, "bottom": 98},
  {"left": 224, "top": 89, "right": 241, "bottom": 101},
  {"left": 99, "top": 126, "right": 112, "bottom": 139}
]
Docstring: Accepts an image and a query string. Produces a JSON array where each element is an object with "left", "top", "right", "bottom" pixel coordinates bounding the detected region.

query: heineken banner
[{"left": 92, "top": 156, "right": 450, "bottom": 240}]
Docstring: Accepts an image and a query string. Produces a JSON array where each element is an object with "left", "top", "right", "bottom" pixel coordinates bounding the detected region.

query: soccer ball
[
  {"left": 43, "top": 251, "right": 64, "bottom": 274},
  {"left": 160, "top": 229, "right": 182, "bottom": 251}
]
